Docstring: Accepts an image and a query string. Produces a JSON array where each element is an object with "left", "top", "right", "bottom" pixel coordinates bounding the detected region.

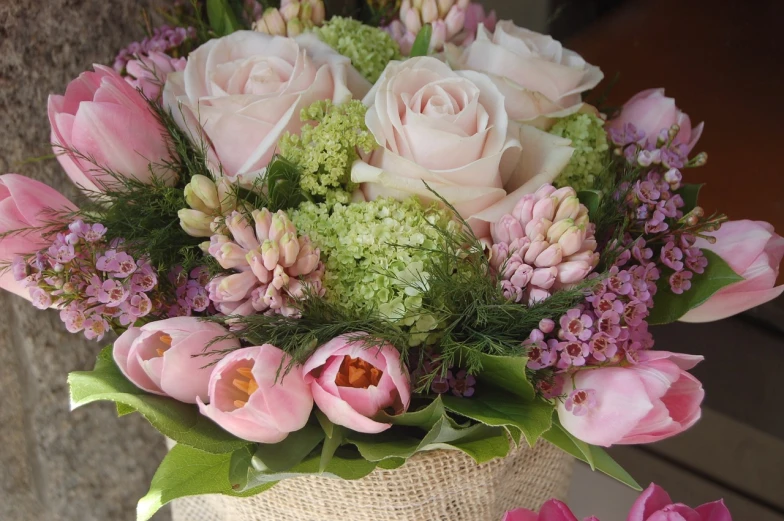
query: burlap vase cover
[{"left": 170, "top": 441, "right": 574, "bottom": 521}]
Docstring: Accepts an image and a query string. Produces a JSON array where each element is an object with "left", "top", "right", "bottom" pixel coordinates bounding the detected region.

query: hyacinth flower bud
[
  {"left": 558, "top": 226, "right": 586, "bottom": 256},
  {"left": 412, "top": 0, "right": 424, "bottom": 9},
  {"left": 260, "top": 8, "right": 287, "bottom": 36},
  {"left": 179, "top": 209, "right": 214, "bottom": 237},
  {"left": 280, "top": 1, "right": 301, "bottom": 20},
  {"left": 444, "top": 5, "right": 465, "bottom": 39},
  {"left": 457, "top": 0, "right": 469, "bottom": 8},
  {"left": 492, "top": 214, "right": 525, "bottom": 244},
  {"left": 215, "top": 178, "right": 234, "bottom": 213},
  {"left": 268, "top": 212, "right": 291, "bottom": 243},
  {"left": 311, "top": 0, "right": 326, "bottom": 25},
  {"left": 554, "top": 196, "right": 581, "bottom": 221},
  {"left": 664, "top": 168, "right": 683, "bottom": 189},
  {"left": 532, "top": 197, "right": 556, "bottom": 222},
  {"left": 534, "top": 243, "right": 563, "bottom": 268},
  {"left": 421, "top": 0, "right": 439, "bottom": 23},
  {"left": 213, "top": 241, "right": 249, "bottom": 270},
  {"left": 246, "top": 249, "right": 272, "bottom": 284},
  {"left": 556, "top": 260, "right": 593, "bottom": 285},
  {"left": 550, "top": 186, "right": 576, "bottom": 205},
  {"left": 574, "top": 212, "right": 590, "bottom": 228},
  {"left": 437, "top": 0, "right": 455, "bottom": 17},
  {"left": 512, "top": 194, "right": 536, "bottom": 226},
  {"left": 271, "top": 264, "right": 290, "bottom": 290},
  {"left": 279, "top": 233, "right": 301, "bottom": 267},
  {"left": 300, "top": 2, "right": 313, "bottom": 24},
  {"left": 185, "top": 175, "right": 219, "bottom": 213},
  {"left": 289, "top": 237, "right": 320, "bottom": 276},
  {"left": 216, "top": 271, "right": 257, "bottom": 301},
  {"left": 261, "top": 240, "right": 280, "bottom": 271},
  {"left": 525, "top": 218, "right": 551, "bottom": 242},
  {"left": 524, "top": 240, "right": 549, "bottom": 265},
  {"left": 287, "top": 18, "right": 303, "bottom": 36},
  {"left": 404, "top": 7, "right": 423, "bottom": 34},
  {"left": 400, "top": 0, "right": 412, "bottom": 20},
  {"left": 430, "top": 21, "right": 447, "bottom": 51},
  {"left": 253, "top": 208, "right": 273, "bottom": 241},
  {"left": 530, "top": 267, "right": 557, "bottom": 289},
  {"left": 545, "top": 218, "right": 574, "bottom": 243},
  {"left": 226, "top": 211, "right": 259, "bottom": 251}
]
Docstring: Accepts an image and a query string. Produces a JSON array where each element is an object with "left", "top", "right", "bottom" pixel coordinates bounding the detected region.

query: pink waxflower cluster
[
  {"left": 113, "top": 25, "right": 196, "bottom": 72},
  {"left": 166, "top": 265, "right": 212, "bottom": 317},
  {"left": 489, "top": 184, "right": 600, "bottom": 305},
  {"left": 12, "top": 219, "right": 160, "bottom": 340},
  {"left": 206, "top": 209, "right": 324, "bottom": 317},
  {"left": 504, "top": 483, "right": 732, "bottom": 521}
]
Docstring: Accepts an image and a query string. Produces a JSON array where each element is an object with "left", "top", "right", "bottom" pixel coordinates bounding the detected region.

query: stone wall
[{"left": 0, "top": 2, "right": 170, "bottom": 520}]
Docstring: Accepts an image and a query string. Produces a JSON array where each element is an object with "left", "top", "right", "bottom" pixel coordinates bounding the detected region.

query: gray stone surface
[{"left": 0, "top": 1, "right": 170, "bottom": 520}]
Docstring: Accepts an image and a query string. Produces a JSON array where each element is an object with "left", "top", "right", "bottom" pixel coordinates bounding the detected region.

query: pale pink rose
[
  {"left": 446, "top": 21, "right": 603, "bottom": 126},
  {"left": 163, "top": 31, "right": 370, "bottom": 183},
  {"left": 125, "top": 51, "right": 187, "bottom": 100},
  {"left": 0, "top": 174, "right": 77, "bottom": 300},
  {"left": 48, "top": 65, "right": 176, "bottom": 193},
  {"left": 197, "top": 344, "right": 313, "bottom": 443},
  {"left": 303, "top": 334, "right": 410, "bottom": 434},
  {"left": 628, "top": 484, "right": 732, "bottom": 521},
  {"left": 557, "top": 351, "right": 704, "bottom": 447},
  {"left": 681, "top": 220, "right": 784, "bottom": 322},
  {"left": 351, "top": 56, "right": 575, "bottom": 237},
  {"left": 607, "top": 88, "right": 704, "bottom": 152},
  {"left": 113, "top": 317, "right": 235, "bottom": 403}
]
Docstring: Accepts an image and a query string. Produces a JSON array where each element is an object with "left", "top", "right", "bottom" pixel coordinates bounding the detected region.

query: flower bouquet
[{"left": 1, "top": 1, "right": 782, "bottom": 520}]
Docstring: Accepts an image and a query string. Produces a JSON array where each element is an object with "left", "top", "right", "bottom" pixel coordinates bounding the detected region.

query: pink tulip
[
  {"left": 681, "top": 220, "right": 784, "bottom": 322},
  {"left": 607, "top": 88, "right": 703, "bottom": 152},
  {"left": 628, "top": 484, "right": 732, "bottom": 521},
  {"left": 303, "top": 334, "right": 411, "bottom": 433},
  {"left": 113, "top": 317, "right": 236, "bottom": 403},
  {"left": 48, "top": 65, "right": 176, "bottom": 194},
  {"left": 197, "top": 344, "right": 313, "bottom": 443},
  {"left": 0, "top": 174, "right": 77, "bottom": 299},
  {"left": 502, "top": 500, "right": 590, "bottom": 521},
  {"left": 557, "top": 351, "right": 704, "bottom": 446}
]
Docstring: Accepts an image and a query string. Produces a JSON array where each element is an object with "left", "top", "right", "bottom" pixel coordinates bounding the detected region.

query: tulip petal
[
  {"left": 695, "top": 500, "right": 733, "bottom": 521},
  {"left": 501, "top": 508, "right": 539, "bottom": 521},
  {"left": 310, "top": 381, "right": 392, "bottom": 433},
  {"left": 680, "top": 284, "right": 784, "bottom": 323},
  {"left": 113, "top": 328, "right": 165, "bottom": 395},
  {"left": 627, "top": 484, "right": 676, "bottom": 521}
]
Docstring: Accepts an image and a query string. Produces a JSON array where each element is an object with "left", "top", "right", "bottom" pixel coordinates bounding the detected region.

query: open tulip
[
  {"left": 607, "top": 88, "right": 703, "bottom": 152},
  {"left": 628, "top": 484, "right": 732, "bottom": 521},
  {"left": 197, "top": 344, "right": 313, "bottom": 443},
  {"left": 0, "top": 174, "right": 77, "bottom": 300},
  {"left": 48, "top": 65, "right": 176, "bottom": 193},
  {"left": 351, "top": 56, "right": 575, "bottom": 238},
  {"left": 557, "top": 351, "right": 704, "bottom": 446},
  {"left": 303, "top": 334, "right": 411, "bottom": 433},
  {"left": 113, "top": 317, "right": 236, "bottom": 403},
  {"left": 681, "top": 220, "right": 784, "bottom": 322}
]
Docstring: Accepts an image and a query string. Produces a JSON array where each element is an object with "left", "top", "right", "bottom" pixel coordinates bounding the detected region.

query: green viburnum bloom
[
  {"left": 279, "top": 100, "right": 377, "bottom": 206},
  {"left": 550, "top": 112, "right": 611, "bottom": 192},
  {"left": 315, "top": 16, "right": 402, "bottom": 83},
  {"left": 290, "top": 197, "right": 454, "bottom": 345}
]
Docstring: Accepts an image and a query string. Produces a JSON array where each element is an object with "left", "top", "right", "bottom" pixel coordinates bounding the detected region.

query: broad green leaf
[
  {"left": 648, "top": 249, "right": 744, "bottom": 324},
  {"left": 69, "top": 347, "right": 248, "bottom": 454},
  {"left": 376, "top": 457, "right": 406, "bottom": 470},
  {"left": 676, "top": 183, "right": 703, "bottom": 213},
  {"left": 253, "top": 423, "right": 324, "bottom": 472},
  {"left": 426, "top": 423, "right": 511, "bottom": 463},
  {"left": 549, "top": 415, "right": 593, "bottom": 468},
  {"left": 375, "top": 396, "right": 447, "bottom": 430},
  {"left": 137, "top": 444, "right": 273, "bottom": 521},
  {"left": 507, "top": 425, "right": 523, "bottom": 446},
  {"left": 442, "top": 390, "right": 553, "bottom": 447},
  {"left": 410, "top": 24, "right": 433, "bottom": 57},
  {"left": 542, "top": 423, "right": 641, "bottom": 490},
  {"left": 116, "top": 402, "right": 135, "bottom": 417},
  {"left": 206, "top": 0, "right": 241, "bottom": 36},
  {"left": 577, "top": 190, "right": 603, "bottom": 217},
  {"left": 475, "top": 352, "right": 534, "bottom": 402},
  {"left": 315, "top": 411, "right": 345, "bottom": 472}
]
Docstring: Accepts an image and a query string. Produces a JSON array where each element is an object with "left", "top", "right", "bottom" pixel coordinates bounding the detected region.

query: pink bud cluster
[
  {"left": 12, "top": 219, "right": 160, "bottom": 341},
  {"left": 113, "top": 25, "right": 196, "bottom": 73},
  {"left": 385, "top": 0, "right": 496, "bottom": 54},
  {"left": 489, "top": 184, "right": 600, "bottom": 305},
  {"left": 524, "top": 236, "right": 660, "bottom": 394},
  {"left": 167, "top": 266, "right": 212, "bottom": 317},
  {"left": 206, "top": 210, "right": 324, "bottom": 317}
]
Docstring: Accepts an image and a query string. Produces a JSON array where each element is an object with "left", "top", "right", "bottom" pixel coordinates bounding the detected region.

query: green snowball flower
[
  {"left": 315, "top": 17, "right": 402, "bottom": 83},
  {"left": 550, "top": 112, "right": 611, "bottom": 192},
  {"left": 290, "top": 197, "right": 452, "bottom": 344},
  {"left": 279, "top": 100, "right": 377, "bottom": 205}
]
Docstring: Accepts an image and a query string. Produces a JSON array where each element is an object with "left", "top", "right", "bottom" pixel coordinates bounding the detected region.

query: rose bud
[
  {"left": 303, "top": 334, "right": 411, "bottom": 433},
  {"left": 197, "top": 345, "right": 313, "bottom": 443},
  {"left": 113, "top": 317, "right": 237, "bottom": 403}
]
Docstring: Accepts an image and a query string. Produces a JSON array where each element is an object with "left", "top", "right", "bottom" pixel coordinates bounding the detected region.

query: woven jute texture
[{"left": 170, "top": 441, "right": 573, "bottom": 521}]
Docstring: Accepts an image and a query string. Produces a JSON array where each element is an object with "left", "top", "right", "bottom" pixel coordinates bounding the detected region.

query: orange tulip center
[
  {"left": 156, "top": 334, "right": 173, "bottom": 358},
  {"left": 232, "top": 366, "right": 259, "bottom": 409},
  {"left": 335, "top": 355, "right": 382, "bottom": 389}
]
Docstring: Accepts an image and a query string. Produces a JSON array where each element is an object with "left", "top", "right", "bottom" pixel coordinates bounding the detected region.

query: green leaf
[
  {"left": 375, "top": 396, "right": 447, "bottom": 430},
  {"left": 427, "top": 423, "right": 512, "bottom": 463},
  {"left": 475, "top": 353, "right": 535, "bottom": 402},
  {"left": 206, "top": 0, "right": 241, "bottom": 36},
  {"left": 409, "top": 24, "right": 432, "bottom": 57},
  {"left": 137, "top": 444, "right": 274, "bottom": 521},
  {"left": 648, "top": 249, "right": 744, "bottom": 324},
  {"left": 376, "top": 457, "right": 406, "bottom": 470},
  {"left": 577, "top": 189, "right": 603, "bottom": 217},
  {"left": 68, "top": 347, "right": 248, "bottom": 454},
  {"left": 116, "top": 402, "right": 135, "bottom": 417},
  {"left": 442, "top": 390, "right": 553, "bottom": 447},
  {"left": 549, "top": 415, "right": 593, "bottom": 468},
  {"left": 676, "top": 183, "right": 703, "bottom": 213},
  {"left": 542, "top": 423, "right": 641, "bottom": 490},
  {"left": 252, "top": 423, "right": 324, "bottom": 473},
  {"left": 316, "top": 412, "right": 346, "bottom": 472}
]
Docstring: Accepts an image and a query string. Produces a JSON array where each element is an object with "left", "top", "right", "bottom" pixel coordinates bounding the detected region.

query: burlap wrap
[{"left": 170, "top": 441, "right": 573, "bottom": 521}]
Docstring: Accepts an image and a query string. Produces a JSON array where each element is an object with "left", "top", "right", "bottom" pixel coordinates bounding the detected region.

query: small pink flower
[
  {"left": 197, "top": 345, "right": 313, "bottom": 443},
  {"left": 303, "top": 334, "right": 411, "bottom": 434},
  {"left": 113, "top": 317, "right": 235, "bottom": 403}
]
